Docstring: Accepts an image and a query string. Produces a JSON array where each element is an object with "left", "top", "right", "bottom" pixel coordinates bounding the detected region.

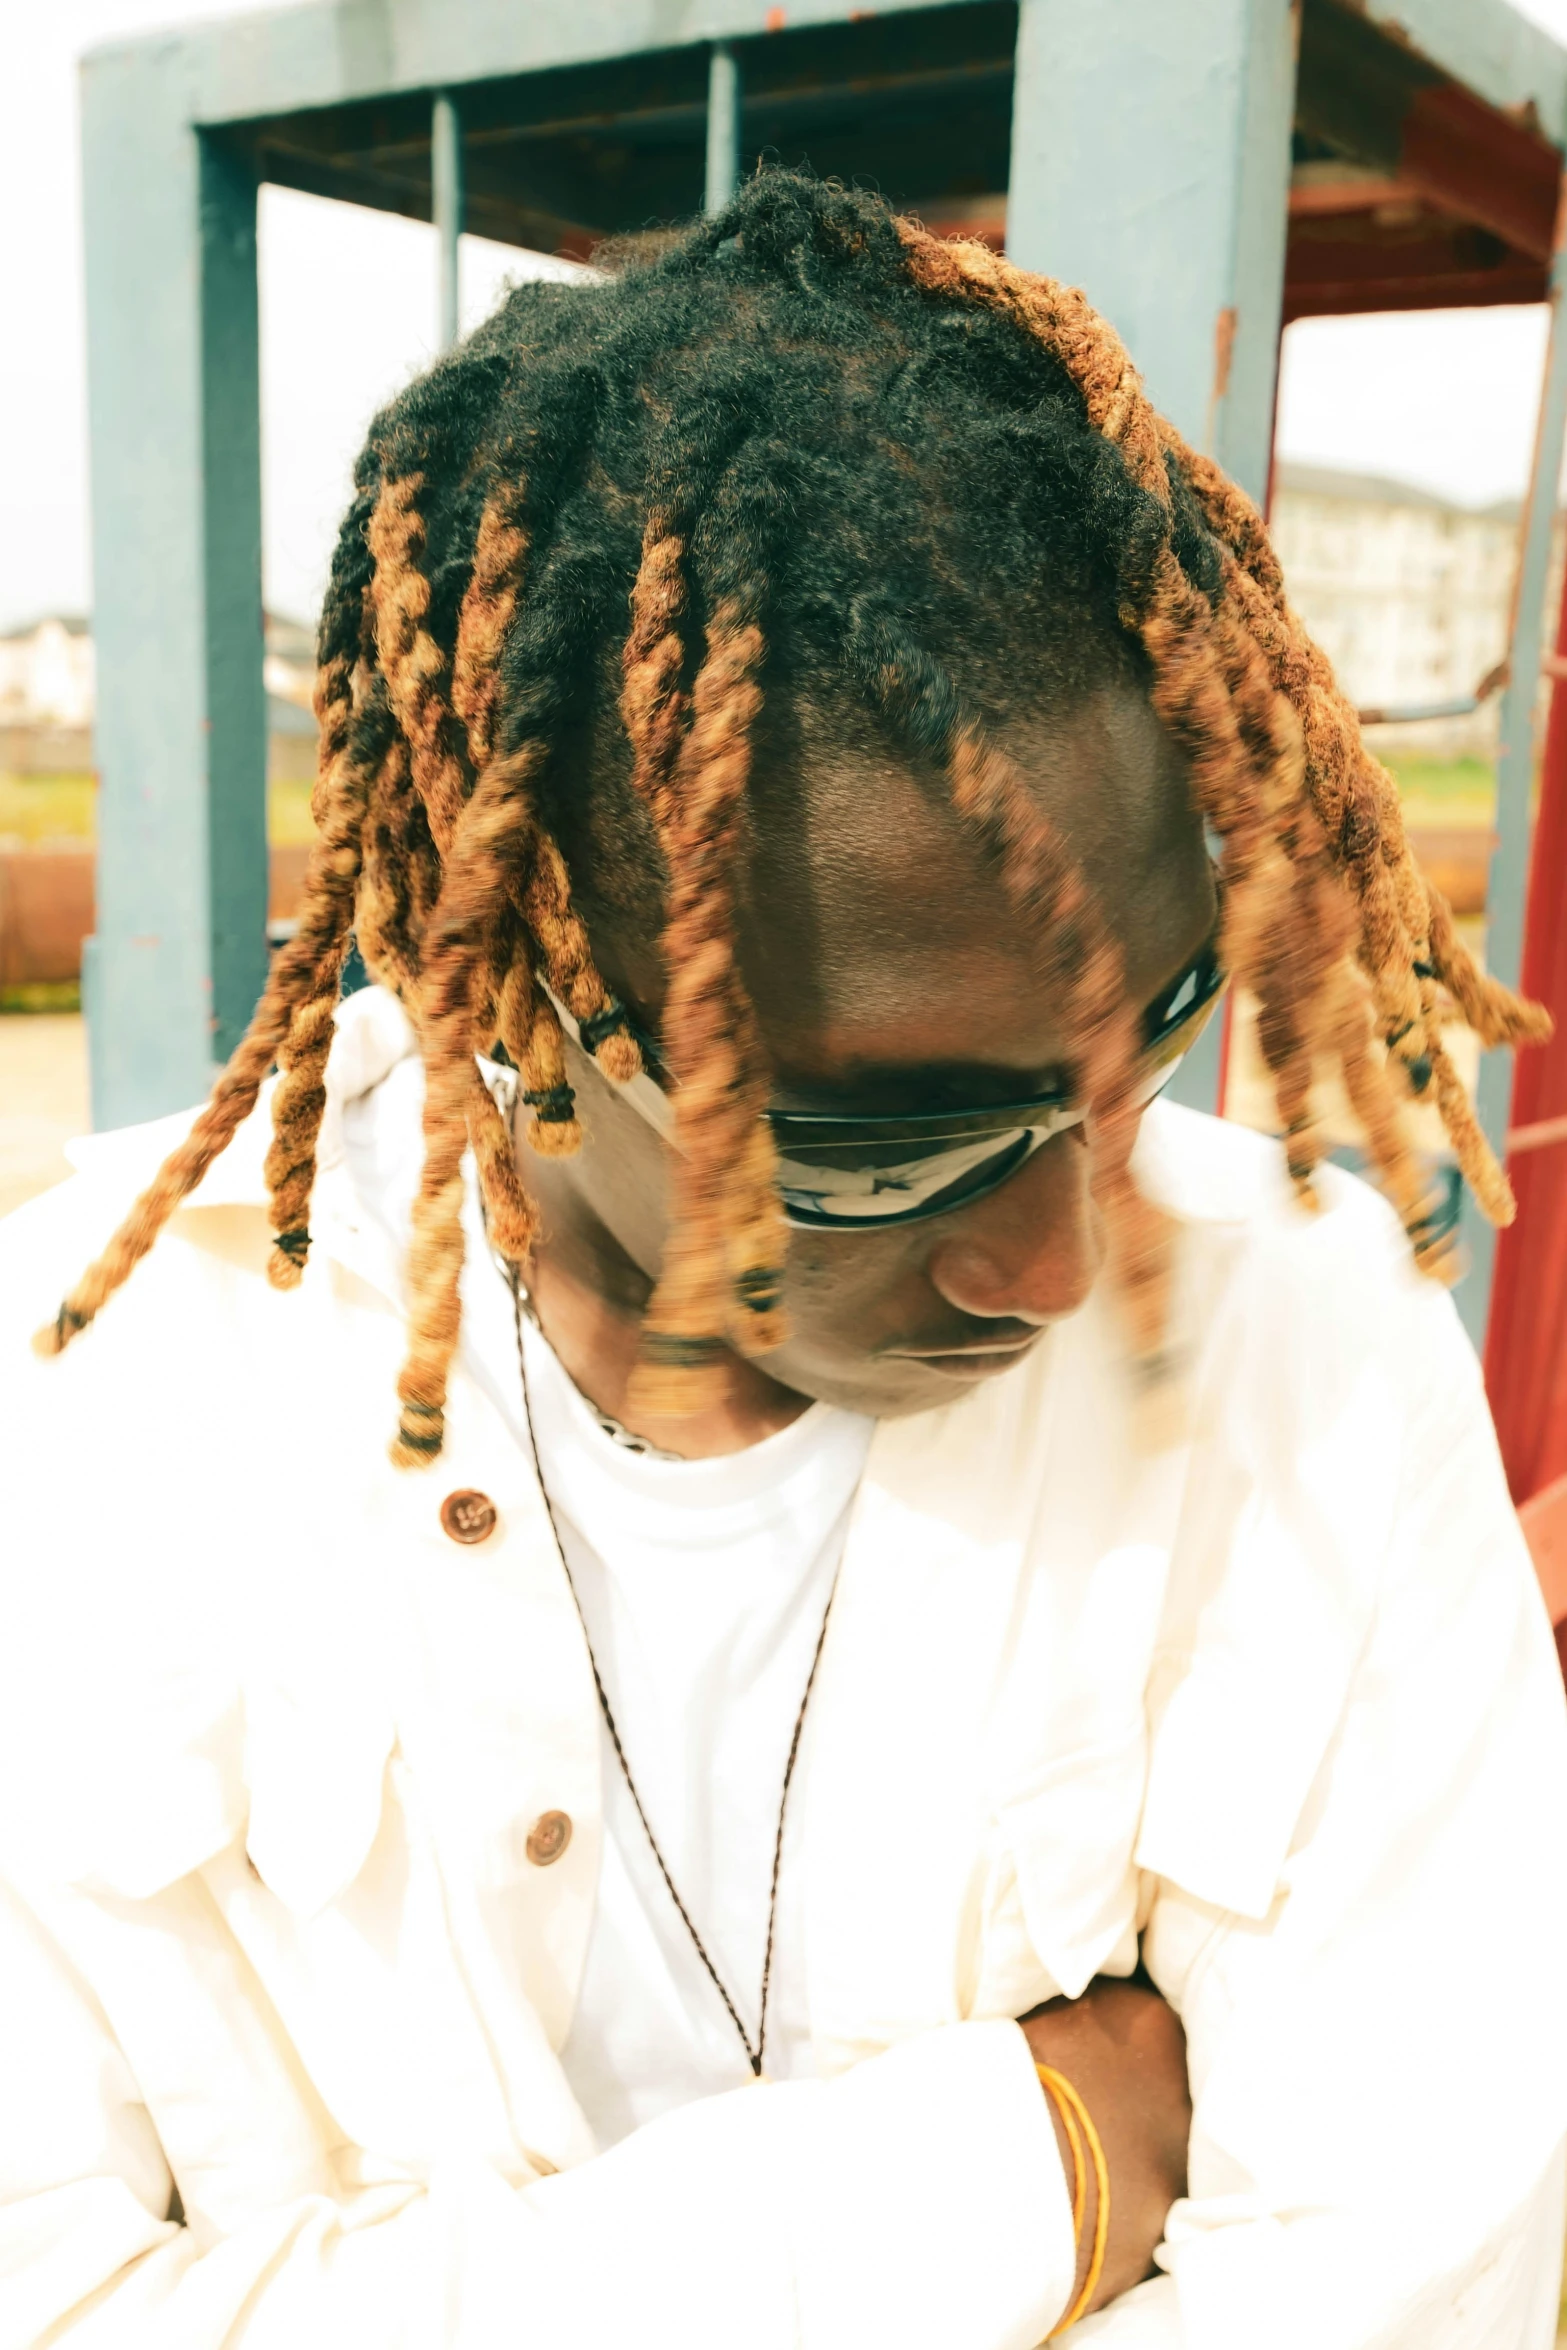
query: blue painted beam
[
  {"left": 110, "top": 0, "right": 1566, "bottom": 148},
  {"left": 200, "top": 135, "right": 270, "bottom": 1071},
  {"left": 1460, "top": 223, "right": 1567, "bottom": 1346},
  {"left": 81, "top": 42, "right": 267, "bottom": 1126},
  {"left": 108, "top": 0, "right": 1032, "bottom": 128},
  {"left": 1007, "top": 0, "right": 1296, "bottom": 1115},
  {"left": 706, "top": 42, "right": 742, "bottom": 214},
  {"left": 432, "top": 91, "right": 463, "bottom": 350}
]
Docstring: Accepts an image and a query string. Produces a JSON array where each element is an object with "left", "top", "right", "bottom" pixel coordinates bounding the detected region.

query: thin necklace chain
[{"left": 503, "top": 1261, "right": 838, "bottom": 2080}]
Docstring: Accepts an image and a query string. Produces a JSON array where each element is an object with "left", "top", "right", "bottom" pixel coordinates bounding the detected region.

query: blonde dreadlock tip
[
  {"left": 595, "top": 1032, "right": 644, "bottom": 1085},
  {"left": 486, "top": 1212, "right": 537, "bottom": 1266},
  {"left": 734, "top": 1307, "right": 790, "bottom": 1357},
  {"left": 625, "top": 1357, "right": 731, "bottom": 1424},
  {"left": 389, "top": 1426, "right": 444, "bottom": 1471},
  {"left": 31, "top": 1316, "right": 69, "bottom": 1360},
  {"left": 524, "top": 1116, "right": 583, "bottom": 1159},
  {"left": 1129, "top": 1374, "right": 1190, "bottom": 1458},
  {"left": 266, "top": 1250, "right": 305, "bottom": 1293},
  {"left": 1123, "top": 1343, "right": 1192, "bottom": 1455},
  {"left": 1415, "top": 1231, "right": 1463, "bottom": 1287}
]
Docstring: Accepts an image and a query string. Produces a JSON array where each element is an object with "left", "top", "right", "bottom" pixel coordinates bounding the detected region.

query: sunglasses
[{"left": 540, "top": 938, "right": 1225, "bottom": 1232}]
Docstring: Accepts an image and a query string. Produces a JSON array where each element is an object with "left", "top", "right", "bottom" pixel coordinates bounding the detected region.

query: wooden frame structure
[{"left": 79, "top": 0, "right": 1567, "bottom": 1338}]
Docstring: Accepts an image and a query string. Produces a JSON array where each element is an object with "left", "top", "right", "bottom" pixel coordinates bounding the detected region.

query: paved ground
[{"left": 0, "top": 1013, "right": 88, "bottom": 1220}]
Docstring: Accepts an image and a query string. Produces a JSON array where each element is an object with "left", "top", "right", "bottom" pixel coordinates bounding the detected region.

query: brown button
[
  {"left": 525, "top": 1810, "right": 573, "bottom": 1867},
  {"left": 440, "top": 1488, "right": 498, "bottom": 1545}
]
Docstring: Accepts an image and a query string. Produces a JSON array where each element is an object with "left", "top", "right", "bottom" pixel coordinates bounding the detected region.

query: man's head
[
  {"left": 39, "top": 173, "right": 1546, "bottom": 1457},
  {"left": 531, "top": 673, "right": 1216, "bottom": 1420}
]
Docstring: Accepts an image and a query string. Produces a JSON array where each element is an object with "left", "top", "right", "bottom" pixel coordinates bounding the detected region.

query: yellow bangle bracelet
[{"left": 1036, "top": 2063, "right": 1111, "bottom": 2337}]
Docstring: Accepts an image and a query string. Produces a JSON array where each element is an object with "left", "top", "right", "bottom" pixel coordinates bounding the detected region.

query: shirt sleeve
[
  {"left": 0, "top": 1868, "right": 1075, "bottom": 2350},
  {"left": 1091, "top": 1289, "right": 1567, "bottom": 2349}
]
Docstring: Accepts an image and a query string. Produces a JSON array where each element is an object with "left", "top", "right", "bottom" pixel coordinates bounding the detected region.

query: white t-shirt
[
  {"left": 361, "top": 1109, "right": 878, "bottom": 2149},
  {"left": 500, "top": 1311, "right": 873, "bottom": 2145}
]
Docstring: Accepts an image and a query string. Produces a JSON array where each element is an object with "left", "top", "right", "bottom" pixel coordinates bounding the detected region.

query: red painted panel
[
  {"left": 0, "top": 846, "right": 310, "bottom": 986},
  {"left": 1485, "top": 574, "right": 1567, "bottom": 1506}
]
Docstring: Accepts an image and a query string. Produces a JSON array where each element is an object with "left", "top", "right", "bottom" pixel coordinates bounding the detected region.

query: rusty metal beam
[
  {"left": 1401, "top": 81, "right": 1558, "bottom": 260},
  {"left": 1283, "top": 250, "right": 1547, "bottom": 320},
  {"left": 1289, "top": 0, "right": 1560, "bottom": 318}
]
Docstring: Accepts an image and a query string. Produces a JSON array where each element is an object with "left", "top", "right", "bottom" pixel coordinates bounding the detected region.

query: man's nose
[{"left": 924, "top": 1135, "right": 1103, "bottom": 1325}]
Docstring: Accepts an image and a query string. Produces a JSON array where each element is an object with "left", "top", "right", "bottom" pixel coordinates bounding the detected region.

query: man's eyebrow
[{"left": 769, "top": 930, "right": 1221, "bottom": 1122}]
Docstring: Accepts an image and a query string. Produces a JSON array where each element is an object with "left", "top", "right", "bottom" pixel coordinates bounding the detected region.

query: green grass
[
  {"left": 0, "top": 771, "right": 318, "bottom": 847},
  {"left": 0, "top": 980, "right": 82, "bottom": 1014},
  {"left": 1375, "top": 753, "right": 1494, "bottom": 829},
  {"left": 268, "top": 776, "right": 317, "bottom": 846},
  {"left": 0, "top": 756, "right": 1498, "bottom": 849},
  {"left": 0, "top": 772, "right": 97, "bottom": 844}
]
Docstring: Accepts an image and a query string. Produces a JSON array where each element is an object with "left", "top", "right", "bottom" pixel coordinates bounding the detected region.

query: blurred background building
[
  {"left": 0, "top": 617, "right": 95, "bottom": 764},
  {"left": 0, "top": 462, "right": 1533, "bottom": 787},
  {"left": 0, "top": 610, "right": 314, "bottom": 785},
  {"left": 1272, "top": 463, "right": 1528, "bottom": 756}
]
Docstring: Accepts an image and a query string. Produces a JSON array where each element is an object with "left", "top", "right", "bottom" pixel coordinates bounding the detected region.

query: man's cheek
[{"left": 780, "top": 1235, "right": 918, "bottom": 1337}]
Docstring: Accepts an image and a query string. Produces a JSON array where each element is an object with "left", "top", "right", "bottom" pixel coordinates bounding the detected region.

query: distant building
[
  {"left": 261, "top": 615, "right": 318, "bottom": 785},
  {"left": 262, "top": 614, "right": 316, "bottom": 717},
  {"left": 1, "top": 501, "right": 1547, "bottom": 785},
  {"left": 0, "top": 613, "right": 317, "bottom": 781},
  {"left": 0, "top": 614, "right": 95, "bottom": 729},
  {"left": 0, "top": 617, "right": 95, "bottom": 768},
  {"left": 1268, "top": 462, "right": 1542, "bottom": 761}
]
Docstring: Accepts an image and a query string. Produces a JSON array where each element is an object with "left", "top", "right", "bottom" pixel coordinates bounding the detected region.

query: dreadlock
[{"left": 36, "top": 172, "right": 1548, "bottom": 1461}]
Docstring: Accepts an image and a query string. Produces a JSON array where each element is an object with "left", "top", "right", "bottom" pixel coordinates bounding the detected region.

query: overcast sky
[{"left": 8, "top": 0, "right": 1567, "bottom": 634}]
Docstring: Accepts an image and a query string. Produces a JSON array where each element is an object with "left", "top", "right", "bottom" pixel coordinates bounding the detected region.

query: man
[{"left": 3, "top": 174, "right": 1564, "bottom": 2347}]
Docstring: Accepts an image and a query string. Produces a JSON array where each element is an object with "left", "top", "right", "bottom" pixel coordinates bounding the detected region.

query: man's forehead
[
  {"left": 566, "top": 676, "right": 1211, "bottom": 1065},
  {"left": 739, "top": 683, "right": 1212, "bottom": 1073}
]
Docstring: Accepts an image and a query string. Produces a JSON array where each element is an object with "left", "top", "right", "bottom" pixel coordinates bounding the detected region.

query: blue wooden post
[
  {"left": 81, "top": 43, "right": 267, "bottom": 1127},
  {"left": 1007, "top": 0, "right": 1297, "bottom": 1114},
  {"left": 433, "top": 92, "right": 463, "bottom": 350},
  {"left": 1460, "top": 218, "right": 1567, "bottom": 1345},
  {"left": 199, "top": 137, "right": 270, "bottom": 1073},
  {"left": 706, "top": 43, "right": 742, "bottom": 215}
]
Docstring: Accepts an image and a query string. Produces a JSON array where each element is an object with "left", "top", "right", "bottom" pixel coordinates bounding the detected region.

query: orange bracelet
[{"left": 1036, "top": 2063, "right": 1110, "bottom": 2336}]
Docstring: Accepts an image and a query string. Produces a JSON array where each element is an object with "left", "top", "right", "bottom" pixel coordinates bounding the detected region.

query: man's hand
[{"left": 1020, "top": 1975, "right": 1191, "bottom": 2319}]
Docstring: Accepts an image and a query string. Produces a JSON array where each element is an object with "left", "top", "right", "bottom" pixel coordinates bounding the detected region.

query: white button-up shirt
[{"left": 2, "top": 988, "right": 1565, "bottom": 2349}]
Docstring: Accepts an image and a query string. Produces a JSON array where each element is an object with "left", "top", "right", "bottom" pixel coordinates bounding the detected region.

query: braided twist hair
[{"left": 37, "top": 173, "right": 1548, "bottom": 1460}]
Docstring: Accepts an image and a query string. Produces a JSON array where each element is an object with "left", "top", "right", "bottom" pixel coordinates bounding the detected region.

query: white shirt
[{"left": 2, "top": 984, "right": 1565, "bottom": 2350}]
